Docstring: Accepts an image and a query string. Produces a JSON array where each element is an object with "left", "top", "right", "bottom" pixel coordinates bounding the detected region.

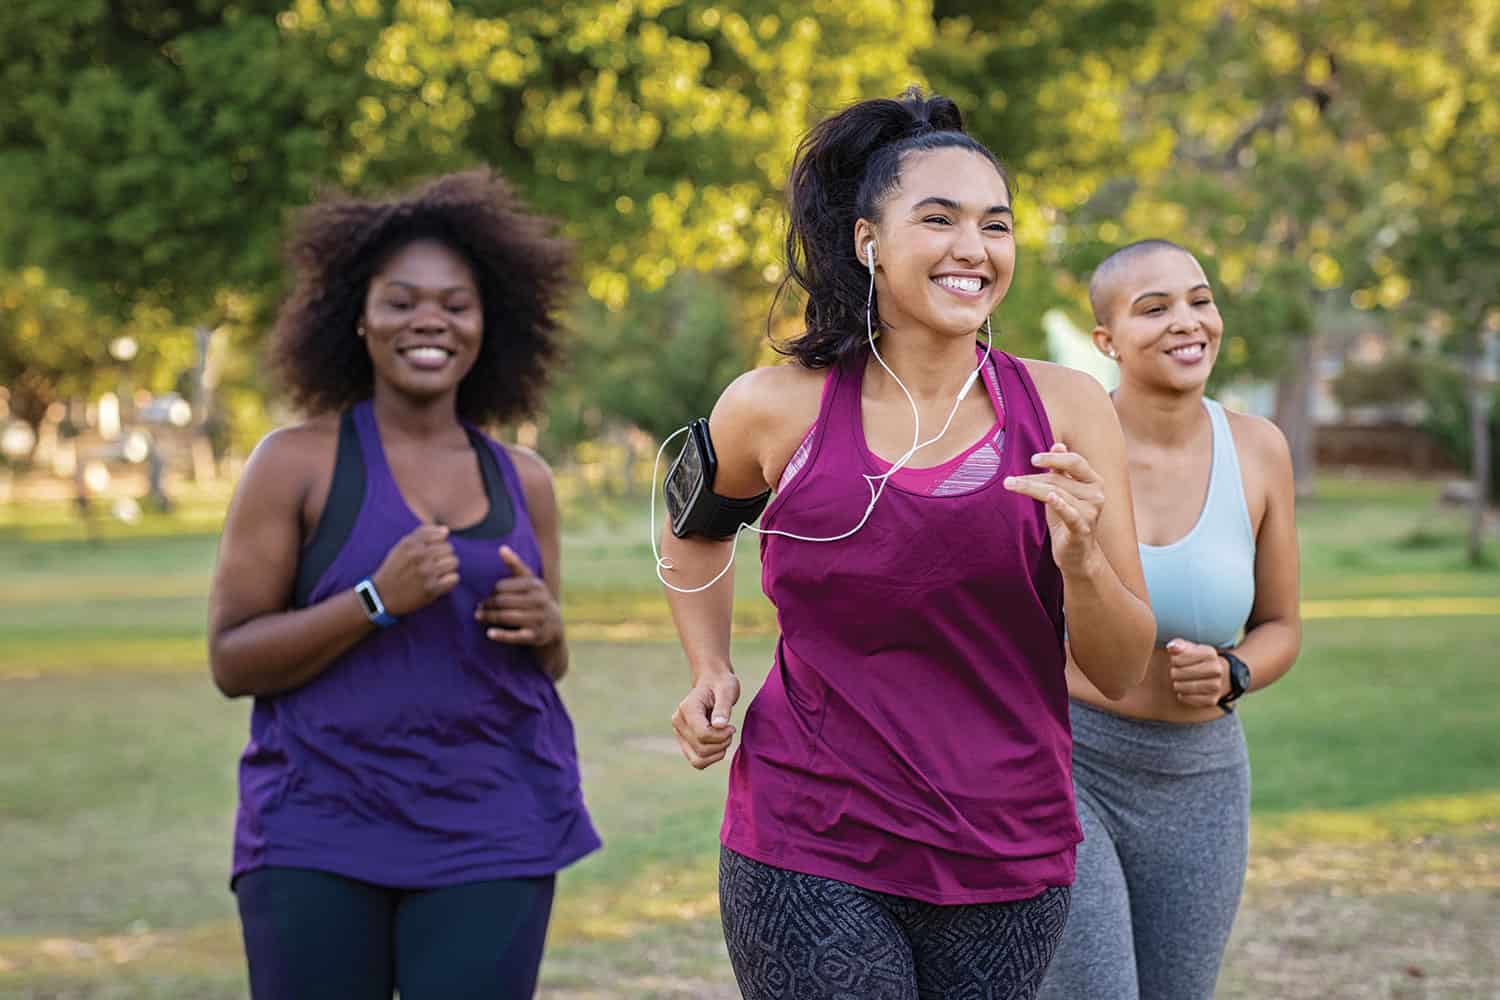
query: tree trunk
[
  {"left": 190, "top": 325, "right": 218, "bottom": 483},
  {"left": 1274, "top": 333, "right": 1318, "bottom": 498},
  {"left": 1468, "top": 365, "right": 1492, "bottom": 566}
]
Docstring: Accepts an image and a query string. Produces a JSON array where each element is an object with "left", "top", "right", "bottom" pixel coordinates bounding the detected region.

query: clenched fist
[{"left": 369, "top": 524, "right": 460, "bottom": 616}]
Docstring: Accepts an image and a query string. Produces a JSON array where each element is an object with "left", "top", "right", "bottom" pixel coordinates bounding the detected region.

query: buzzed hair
[{"left": 1087, "top": 239, "right": 1194, "bottom": 326}]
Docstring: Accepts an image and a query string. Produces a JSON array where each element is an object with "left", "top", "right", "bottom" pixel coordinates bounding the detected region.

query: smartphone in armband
[{"left": 664, "top": 418, "right": 770, "bottom": 539}]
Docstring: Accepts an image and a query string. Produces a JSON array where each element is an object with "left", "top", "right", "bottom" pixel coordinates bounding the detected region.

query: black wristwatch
[{"left": 1217, "top": 651, "right": 1252, "bottom": 713}]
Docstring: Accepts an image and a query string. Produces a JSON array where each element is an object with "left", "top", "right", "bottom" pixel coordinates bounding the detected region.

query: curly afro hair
[{"left": 269, "top": 168, "right": 573, "bottom": 425}]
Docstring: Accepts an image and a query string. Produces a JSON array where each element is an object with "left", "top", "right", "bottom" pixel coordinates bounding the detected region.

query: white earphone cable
[{"left": 651, "top": 246, "right": 994, "bottom": 594}]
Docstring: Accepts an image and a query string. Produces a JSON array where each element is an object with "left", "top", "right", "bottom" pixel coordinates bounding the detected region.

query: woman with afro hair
[{"left": 208, "top": 169, "right": 599, "bottom": 1000}]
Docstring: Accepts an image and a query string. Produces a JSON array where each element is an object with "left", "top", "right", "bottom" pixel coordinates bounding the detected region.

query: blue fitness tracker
[{"left": 355, "top": 577, "right": 398, "bottom": 628}]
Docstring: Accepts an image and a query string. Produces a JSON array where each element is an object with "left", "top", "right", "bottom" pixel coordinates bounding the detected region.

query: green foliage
[
  {"left": 543, "top": 272, "right": 753, "bottom": 448},
  {"left": 286, "top": 0, "right": 934, "bottom": 305},
  {"left": 0, "top": 2, "right": 352, "bottom": 320},
  {"left": 1, "top": 0, "right": 1497, "bottom": 454},
  {"left": 0, "top": 269, "right": 114, "bottom": 427}
]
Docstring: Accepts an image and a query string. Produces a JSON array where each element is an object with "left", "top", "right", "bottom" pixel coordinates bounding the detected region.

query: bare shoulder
[
  {"left": 239, "top": 415, "right": 338, "bottom": 497},
  {"left": 710, "top": 361, "right": 829, "bottom": 492},
  {"left": 1018, "top": 357, "right": 1112, "bottom": 404},
  {"left": 1016, "top": 357, "right": 1116, "bottom": 437},
  {"left": 1223, "top": 408, "right": 1292, "bottom": 474},
  {"left": 503, "top": 444, "right": 557, "bottom": 500},
  {"left": 712, "top": 362, "right": 827, "bottom": 431}
]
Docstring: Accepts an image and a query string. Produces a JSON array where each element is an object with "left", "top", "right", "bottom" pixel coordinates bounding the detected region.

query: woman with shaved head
[{"left": 1038, "top": 239, "right": 1303, "bottom": 1000}]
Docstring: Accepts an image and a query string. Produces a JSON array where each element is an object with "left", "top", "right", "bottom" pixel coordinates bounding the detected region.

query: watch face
[
  {"left": 356, "top": 581, "right": 380, "bottom": 617},
  {"left": 1228, "top": 655, "right": 1250, "bottom": 695}
]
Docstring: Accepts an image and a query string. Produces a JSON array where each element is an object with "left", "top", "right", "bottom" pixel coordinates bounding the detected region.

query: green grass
[
  {"left": 1243, "top": 616, "right": 1499, "bottom": 814},
  {"left": 1, "top": 476, "right": 1498, "bottom": 997}
]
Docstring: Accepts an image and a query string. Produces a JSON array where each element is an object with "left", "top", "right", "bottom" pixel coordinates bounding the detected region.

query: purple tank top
[
  {"left": 722, "top": 349, "right": 1080, "bottom": 904},
  {"left": 232, "top": 401, "right": 600, "bottom": 888}
]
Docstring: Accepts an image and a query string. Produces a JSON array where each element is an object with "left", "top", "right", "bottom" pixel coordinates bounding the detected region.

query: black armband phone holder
[{"left": 664, "top": 418, "right": 771, "bottom": 539}]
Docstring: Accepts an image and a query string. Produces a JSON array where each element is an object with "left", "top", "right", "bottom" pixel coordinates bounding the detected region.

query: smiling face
[
  {"left": 856, "top": 146, "right": 1015, "bottom": 340},
  {"left": 361, "top": 239, "right": 483, "bottom": 405},
  {"left": 1094, "top": 247, "right": 1223, "bottom": 393}
]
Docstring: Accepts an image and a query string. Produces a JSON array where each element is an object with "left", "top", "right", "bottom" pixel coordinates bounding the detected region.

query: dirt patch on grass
[
  {"left": 1223, "top": 889, "right": 1498, "bottom": 999},
  {"left": 1218, "top": 824, "right": 1500, "bottom": 999}
]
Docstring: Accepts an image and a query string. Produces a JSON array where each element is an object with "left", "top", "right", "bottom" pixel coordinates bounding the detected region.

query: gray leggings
[{"left": 1037, "top": 700, "right": 1249, "bottom": 1000}]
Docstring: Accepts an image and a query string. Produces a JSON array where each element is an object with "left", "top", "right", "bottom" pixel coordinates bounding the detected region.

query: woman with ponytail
[{"left": 659, "top": 90, "right": 1156, "bottom": 998}]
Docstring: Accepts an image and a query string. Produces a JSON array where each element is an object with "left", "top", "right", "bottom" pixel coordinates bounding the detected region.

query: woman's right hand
[
  {"left": 369, "top": 524, "right": 460, "bottom": 616},
  {"left": 672, "top": 671, "right": 741, "bottom": 769}
]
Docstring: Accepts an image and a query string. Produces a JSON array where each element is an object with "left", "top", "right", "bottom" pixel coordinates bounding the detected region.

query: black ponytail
[{"left": 772, "top": 87, "right": 1009, "bottom": 367}]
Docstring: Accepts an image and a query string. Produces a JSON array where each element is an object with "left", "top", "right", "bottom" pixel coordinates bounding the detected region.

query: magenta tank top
[{"left": 722, "top": 348, "right": 1080, "bottom": 904}]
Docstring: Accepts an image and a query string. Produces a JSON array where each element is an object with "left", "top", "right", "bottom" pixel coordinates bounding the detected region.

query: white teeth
[
  {"left": 935, "top": 276, "right": 983, "bottom": 293},
  {"left": 403, "top": 347, "right": 451, "bottom": 362},
  {"left": 1169, "top": 344, "right": 1205, "bottom": 359}
]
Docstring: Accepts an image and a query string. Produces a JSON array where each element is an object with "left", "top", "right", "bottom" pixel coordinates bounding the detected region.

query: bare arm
[
  {"left": 208, "top": 428, "right": 370, "bottom": 697},
  {"left": 1165, "top": 416, "right": 1302, "bottom": 709},
  {"left": 208, "top": 426, "right": 459, "bottom": 699},
  {"left": 662, "top": 366, "right": 818, "bottom": 769},
  {"left": 1232, "top": 417, "right": 1301, "bottom": 692},
  {"left": 660, "top": 374, "right": 772, "bottom": 768},
  {"left": 1011, "top": 364, "right": 1155, "bottom": 699}
]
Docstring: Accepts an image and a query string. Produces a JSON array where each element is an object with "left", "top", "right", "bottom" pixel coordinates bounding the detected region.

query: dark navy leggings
[{"left": 235, "top": 866, "right": 555, "bottom": 1000}]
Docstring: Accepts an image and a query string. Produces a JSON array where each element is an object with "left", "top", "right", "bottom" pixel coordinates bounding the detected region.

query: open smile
[
  {"left": 397, "top": 345, "right": 457, "bottom": 371},
  {"left": 1165, "top": 342, "right": 1208, "bottom": 364},
  {"left": 932, "top": 273, "right": 989, "bottom": 299}
]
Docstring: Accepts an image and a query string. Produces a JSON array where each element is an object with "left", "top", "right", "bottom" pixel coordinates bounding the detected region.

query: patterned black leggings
[{"left": 719, "top": 848, "right": 1071, "bottom": 1000}]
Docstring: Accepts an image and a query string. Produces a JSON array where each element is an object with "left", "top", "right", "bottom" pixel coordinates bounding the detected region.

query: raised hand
[
  {"left": 1003, "top": 441, "right": 1107, "bottom": 578},
  {"left": 476, "top": 545, "right": 563, "bottom": 650},
  {"left": 369, "top": 524, "right": 460, "bottom": 616}
]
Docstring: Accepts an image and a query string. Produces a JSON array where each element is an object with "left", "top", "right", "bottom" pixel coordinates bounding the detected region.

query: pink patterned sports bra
[{"left": 778, "top": 346, "right": 1006, "bottom": 497}]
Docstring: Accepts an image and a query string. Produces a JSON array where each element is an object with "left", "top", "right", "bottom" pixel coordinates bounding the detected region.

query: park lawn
[
  {"left": 4, "top": 472, "right": 1498, "bottom": 678},
  {"left": 1, "top": 475, "right": 1497, "bottom": 997}
]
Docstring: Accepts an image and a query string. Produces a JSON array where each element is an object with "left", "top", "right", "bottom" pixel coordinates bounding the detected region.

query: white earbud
[{"left": 649, "top": 231, "right": 994, "bottom": 595}]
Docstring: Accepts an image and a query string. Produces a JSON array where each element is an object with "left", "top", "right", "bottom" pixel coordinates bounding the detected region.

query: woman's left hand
[
  {"left": 1004, "top": 442, "right": 1107, "bottom": 578},
  {"left": 477, "top": 545, "right": 564, "bottom": 651},
  {"left": 1165, "top": 638, "right": 1230, "bottom": 707}
]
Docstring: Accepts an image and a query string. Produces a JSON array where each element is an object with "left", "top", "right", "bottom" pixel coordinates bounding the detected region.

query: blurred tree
[
  {"left": 545, "top": 271, "right": 752, "bottom": 444},
  {"left": 972, "top": 1, "right": 1471, "bottom": 502},
  {"left": 0, "top": 0, "right": 936, "bottom": 453},
  {"left": 0, "top": 1, "right": 369, "bottom": 473},
  {"left": 0, "top": 268, "right": 208, "bottom": 461},
  {"left": 3, "top": 0, "right": 1493, "bottom": 504},
  {"left": 1351, "top": 0, "right": 1499, "bottom": 562},
  {"left": 299, "top": 0, "right": 933, "bottom": 305},
  {"left": 0, "top": 270, "right": 111, "bottom": 451},
  {"left": 0, "top": 1, "right": 357, "bottom": 317}
]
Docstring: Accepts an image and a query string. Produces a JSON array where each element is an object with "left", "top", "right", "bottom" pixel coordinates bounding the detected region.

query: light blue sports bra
[{"left": 1138, "top": 398, "right": 1257, "bottom": 649}]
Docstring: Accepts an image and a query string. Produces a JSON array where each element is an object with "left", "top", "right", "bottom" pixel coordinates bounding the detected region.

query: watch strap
[{"left": 1217, "top": 651, "right": 1251, "bottom": 712}]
